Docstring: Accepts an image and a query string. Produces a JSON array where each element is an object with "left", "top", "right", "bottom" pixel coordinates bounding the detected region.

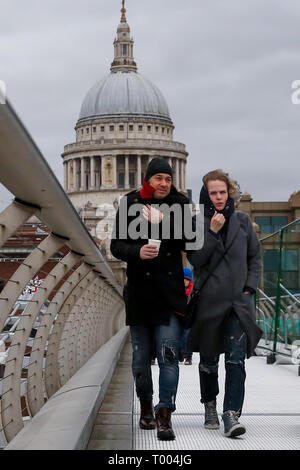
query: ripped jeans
[
  {"left": 199, "top": 311, "right": 247, "bottom": 414},
  {"left": 130, "top": 314, "right": 183, "bottom": 412}
]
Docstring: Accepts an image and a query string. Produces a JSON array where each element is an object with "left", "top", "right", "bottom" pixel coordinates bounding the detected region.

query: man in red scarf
[{"left": 111, "top": 157, "right": 191, "bottom": 441}]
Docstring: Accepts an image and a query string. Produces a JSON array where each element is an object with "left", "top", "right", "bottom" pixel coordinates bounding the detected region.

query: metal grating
[
  {"left": 134, "top": 413, "right": 300, "bottom": 450},
  {"left": 133, "top": 356, "right": 300, "bottom": 450}
]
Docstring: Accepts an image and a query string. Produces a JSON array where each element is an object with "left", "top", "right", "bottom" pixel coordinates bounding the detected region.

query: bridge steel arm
[
  {"left": 0, "top": 201, "right": 36, "bottom": 246},
  {"left": 0, "top": 100, "right": 126, "bottom": 447}
]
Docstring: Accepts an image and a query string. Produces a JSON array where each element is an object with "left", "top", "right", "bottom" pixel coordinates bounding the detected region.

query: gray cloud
[{"left": 1, "top": 0, "right": 300, "bottom": 210}]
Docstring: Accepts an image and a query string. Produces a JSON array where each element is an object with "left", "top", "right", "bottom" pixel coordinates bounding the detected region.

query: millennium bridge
[{"left": 0, "top": 100, "right": 299, "bottom": 451}]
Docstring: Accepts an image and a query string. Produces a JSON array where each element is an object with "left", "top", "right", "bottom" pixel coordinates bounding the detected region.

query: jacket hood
[{"left": 199, "top": 185, "right": 235, "bottom": 219}]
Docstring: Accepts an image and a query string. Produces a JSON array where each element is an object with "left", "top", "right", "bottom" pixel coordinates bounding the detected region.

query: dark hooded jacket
[
  {"left": 187, "top": 186, "right": 263, "bottom": 358},
  {"left": 110, "top": 182, "right": 191, "bottom": 326}
]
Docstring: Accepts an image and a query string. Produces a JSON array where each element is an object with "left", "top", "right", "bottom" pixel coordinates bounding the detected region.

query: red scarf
[{"left": 140, "top": 179, "right": 156, "bottom": 199}]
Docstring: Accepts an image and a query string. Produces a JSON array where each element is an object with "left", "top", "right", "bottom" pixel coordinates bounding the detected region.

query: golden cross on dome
[{"left": 121, "top": 0, "right": 127, "bottom": 22}]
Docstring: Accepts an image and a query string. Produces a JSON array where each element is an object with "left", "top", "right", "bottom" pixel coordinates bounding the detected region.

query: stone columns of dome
[
  {"left": 179, "top": 160, "right": 183, "bottom": 191},
  {"left": 137, "top": 155, "right": 141, "bottom": 187},
  {"left": 75, "top": 158, "right": 80, "bottom": 191},
  {"left": 68, "top": 160, "right": 73, "bottom": 191},
  {"left": 67, "top": 160, "right": 72, "bottom": 191},
  {"left": 181, "top": 160, "right": 186, "bottom": 191},
  {"left": 168, "top": 157, "right": 172, "bottom": 169},
  {"left": 90, "top": 156, "right": 95, "bottom": 190},
  {"left": 64, "top": 160, "right": 68, "bottom": 191},
  {"left": 101, "top": 156, "right": 105, "bottom": 188},
  {"left": 95, "top": 157, "right": 99, "bottom": 188},
  {"left": 112, "top": 156, "right": 117, "bottom": 188},
  {"left": 125, "top": 155, "right": 129, "bottom": 189},
  {"left": 175, "top": 158, "right": 180, "bottom": 190},
  {"left": 80, "top": 157, "right": 85, "bottom": 191}
]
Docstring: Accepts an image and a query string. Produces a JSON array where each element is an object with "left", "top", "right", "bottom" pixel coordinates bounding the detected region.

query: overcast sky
[{"left": 1, "top": 0, "right": 300, "bottom": 209}]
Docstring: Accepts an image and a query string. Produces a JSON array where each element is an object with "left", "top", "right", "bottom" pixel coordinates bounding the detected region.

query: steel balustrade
[
  {"left": 256, "top": 219, "right": 300, "bottom": 363},
  {"left": 0, "top": 100, "right": 125, "bottom": 446}
]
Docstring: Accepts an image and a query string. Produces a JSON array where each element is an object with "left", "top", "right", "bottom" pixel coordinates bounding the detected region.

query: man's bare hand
[
  {"left": 210, "top": 211, "right": 226, "bottom": 233},
  {"left": 142, "top": 204, "right": 163, "bottom": 224},
  {"left": 140, "top": 244, "right": 159, "bottom": 259}
]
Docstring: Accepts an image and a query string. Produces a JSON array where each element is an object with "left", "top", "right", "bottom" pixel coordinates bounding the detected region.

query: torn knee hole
[
  {"left": 162, "top": 344, "right": 177, "bottom": 364},
  {"left": 225, "top": 359, "right": 245, "bottom": 366},
  {"left": 199, "top": 364, "right": 218, "bottom": 374},
  {"left": 225, "top": 332, "right": 246, "bottom": 345}
]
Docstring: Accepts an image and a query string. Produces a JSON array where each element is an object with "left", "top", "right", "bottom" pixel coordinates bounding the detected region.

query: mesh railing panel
[{"left": 256, "top": 219, "right": 300, "bottom": 359}]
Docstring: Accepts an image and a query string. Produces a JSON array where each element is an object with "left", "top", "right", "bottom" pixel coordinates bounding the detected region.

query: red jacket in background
[{"left": 185, "top": 281, "right": 193, "bottom": 298}]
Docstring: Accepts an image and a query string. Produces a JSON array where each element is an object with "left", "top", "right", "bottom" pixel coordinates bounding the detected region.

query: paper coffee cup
[{"left": 148, "top": 239, "right": 161, "bottom": 250}]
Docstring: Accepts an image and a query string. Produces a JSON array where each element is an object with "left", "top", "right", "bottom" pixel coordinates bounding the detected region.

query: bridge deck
[{"left": 88, "top": 341, "right": 300, "bottom": 451}]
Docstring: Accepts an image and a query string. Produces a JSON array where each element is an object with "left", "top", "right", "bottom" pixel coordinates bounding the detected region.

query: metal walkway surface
[
  {"left": 88, "top": 342, "right": 299, "bottom": 451},
  {"left": 133, "top": 355, "right": 300, "bottom": 450}
]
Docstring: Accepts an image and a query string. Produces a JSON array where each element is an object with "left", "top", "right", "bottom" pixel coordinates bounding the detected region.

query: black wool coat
[
  {"left": 110, "top": 185, "right": 190, "bottom": 327},
  {"left": 187, "top": 210, "right": 263, "bottom": 358}
]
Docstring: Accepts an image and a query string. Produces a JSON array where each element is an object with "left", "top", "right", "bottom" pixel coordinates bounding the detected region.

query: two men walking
[{"left": 111, "top": 160, "right": 262, "bottom": 440}]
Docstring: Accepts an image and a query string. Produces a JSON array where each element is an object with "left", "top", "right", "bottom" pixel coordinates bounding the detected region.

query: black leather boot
[
  {"left": 139, "top": 398, "right": 156, "bottom": 430},
  {"left": 155, "top": 407, "right": 175, "bottom": 440}
]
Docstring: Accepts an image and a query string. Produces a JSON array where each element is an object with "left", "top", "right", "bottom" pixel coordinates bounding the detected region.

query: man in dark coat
[
  {"left": 187, "top": 169, "right": 263, "bottom": 438},
  {"left": 110, "top": 157, "right": 191, "bottom": 441}
]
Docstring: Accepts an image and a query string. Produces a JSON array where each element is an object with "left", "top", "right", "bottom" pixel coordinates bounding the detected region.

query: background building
[
  {"left": 238, "top": 190, "right": 300, "bottom": 237},
  {"left": 238, "top": 191, "right": 300, "bottom": 295}
]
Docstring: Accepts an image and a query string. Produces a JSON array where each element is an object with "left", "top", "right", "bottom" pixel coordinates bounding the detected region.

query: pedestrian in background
[{"left": 182, "top": 267, "right": 194, "bottom": 365}]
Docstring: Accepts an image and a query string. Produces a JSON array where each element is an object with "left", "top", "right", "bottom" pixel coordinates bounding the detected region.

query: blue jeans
[
  {"left": 199, "top": 311, "right": 247, "bottom": 414},
  {"left": 130, "top": 314, "right": 183, "bottom": 412},
  {"left": 182, "top": 328, "right": 193, "bottom": 359}
]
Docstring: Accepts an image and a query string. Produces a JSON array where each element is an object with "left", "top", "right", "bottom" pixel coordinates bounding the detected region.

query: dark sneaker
[
  {"left": 222, "top": 410, "right": 246, "bottom": 438},
  {"left": 184, "top": 358, "right": 192, "bottom": 365},
  {"left": 204, "top": 400, "right": 220, "bottom": 429}
]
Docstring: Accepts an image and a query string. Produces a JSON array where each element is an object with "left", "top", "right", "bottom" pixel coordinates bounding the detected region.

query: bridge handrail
[
  {"left": 0, "top": 99, "right": 125, "bottom": 447},
  {"left": 279, "top": 283, "right": 300, "bottom": 305},
  {"left": 0, "top": 99, "right": 121, "bottom": 295}
]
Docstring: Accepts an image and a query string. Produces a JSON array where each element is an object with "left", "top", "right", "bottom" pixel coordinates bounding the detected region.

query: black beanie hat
[{"left": 145, "top": 157, "right": 173, "bottom": 182}]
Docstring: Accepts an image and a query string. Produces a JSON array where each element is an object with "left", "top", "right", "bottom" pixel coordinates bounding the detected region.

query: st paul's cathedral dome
[{"left": 61, "top": 1, "right": 188, "bottom": 265}]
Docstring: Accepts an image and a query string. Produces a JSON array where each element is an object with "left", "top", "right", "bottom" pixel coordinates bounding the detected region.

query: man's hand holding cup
[{"left": 140, "top": 239, "right": 161, "bottom": 260}]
